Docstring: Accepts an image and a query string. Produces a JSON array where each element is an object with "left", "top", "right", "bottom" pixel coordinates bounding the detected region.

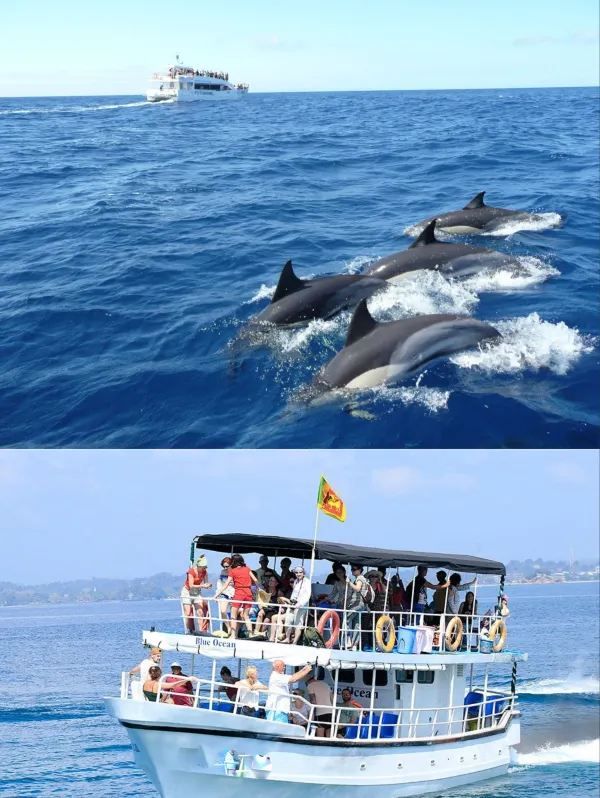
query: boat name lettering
[{"left": 195, "top": 636, "right": 236, "bottom": 650}]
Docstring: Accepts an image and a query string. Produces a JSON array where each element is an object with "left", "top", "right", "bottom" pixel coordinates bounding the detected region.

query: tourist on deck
[
  {"left": 325, "top": 561, "right": 344, "bottom": 585},
  {"left": 143, "top": 666, "right": 195, "bottom": 703},
  {"left": 306, "top": 669, "right": 333, "bottom": 737},
  {"left": 290, "top": 690, "right": 310, "bottom": 726},
  {"left": 265, "top": 660, "right": 312, "bottom": 723},
  {"left": 406, "top": 566, "right": 449, "bottom": 621},
  {"left": 215, "top": 557, "right": 234, "bottom": 635},
  {"left": 500, "top": 595, "right": 510, "bottom": 618},
  {"left": 181, "top": 555, "right": 212, "bottom": 634},
  {"left": 234, "top": 665, "right": 266, "bottom": 717},
  {"left": 129, "top": 647, "right": 161, "bottom": 684},
  {"left": 253, "top": 576, "right": 281, "bottom": 636},
  {"left": 343, "top": 564, "right": 368, "bottom": 650},
  {"left": 458, "top": 590, "right": 479, "bottom": 644},
  {"left": 281, "top": 566, "right": 312, "bottom": 644},
  {"left": 163, "top": 662, "right": 193, "bottom": 706},
  {"left": 218, "top": 666, "right": 238, "bottom": 705},
  {"left": 336, "top": 688, "right": 363, "bottom": 737},
  {"left": 254, "top": 555, "right": 279, "bottom": 588},
  {"left": 447, "top": 573, "right": 477, "bottom": 615},
  {"left": 278, "top": 557, "right": 294, "bottom": 597},
  {"left": 214, "top": 554, "right": 258, "bottom": 638}
]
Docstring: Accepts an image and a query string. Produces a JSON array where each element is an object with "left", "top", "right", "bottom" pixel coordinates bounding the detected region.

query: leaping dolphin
[
  {"left": 365, "top": 220, "right": 514, "bottom": 282},
  {"left": 315, "top": 300, "right": 501, "bottom": 390},
  {"left": 412, "top": 192, "right": 535, "bottom": 235},
  {"left": 253, "top": 260, "right": 385, "bottom": 326}
]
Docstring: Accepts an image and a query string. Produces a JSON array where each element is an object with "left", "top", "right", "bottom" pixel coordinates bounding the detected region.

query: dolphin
[
  {"left": 315, "top": 300, "right": 501, "bottom": 390},
  {"left": 253, "top": 260, "right": 385, "bottom": 326},
  {"left": 412, "top": 192, "right": 534, "bottom": 235},
  {"left": 364, "top": 220, "right": 514, "bottom": 282}
]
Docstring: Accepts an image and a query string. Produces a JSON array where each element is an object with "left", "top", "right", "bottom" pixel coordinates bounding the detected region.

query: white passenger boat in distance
[
  {"left": 106, "top": 532, "right": 526, "bottom": 797},
  {"left": 147, "top": 56, "right": 249, "bottom": 102}
]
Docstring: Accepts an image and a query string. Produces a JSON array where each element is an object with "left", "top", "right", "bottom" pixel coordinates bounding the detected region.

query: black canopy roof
[{"left": 193, "top": 533, "right": 505, "bottom": 575}]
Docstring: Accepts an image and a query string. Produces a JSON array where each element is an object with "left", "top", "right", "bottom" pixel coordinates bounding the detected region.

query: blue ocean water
[
  {"left": 0, "top": 88, "right": 598, "bottom": 447},
  {"left": 0, "top": 582, "right": 598, "bottom": 797}
]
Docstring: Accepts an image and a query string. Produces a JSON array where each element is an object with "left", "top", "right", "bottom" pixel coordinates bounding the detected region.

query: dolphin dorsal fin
[
  {"left": 271, "top": 260, "right": 305, "bottom": 303},
  {"left": 463, "top": 191, "right": 486, "bottom": 210},
  {"left": 345, "top": 300, "right": 378, "bottom": 347},
  {"left": 410, "top": 219, "right": 438, "bottom": 248}
]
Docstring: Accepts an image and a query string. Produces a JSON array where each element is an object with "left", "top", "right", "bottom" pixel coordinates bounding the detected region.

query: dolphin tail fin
[
  {"left": 271, "top": 260, "right": 305, "bottom": 303},
  {"left": 463, "top": 191, "right": 486, "bottom": 210},
  {"left": 409, "top": 219, "right": 438, "bottom": 248},
  {"left": 345, "top": 299, "right": 378, "bottom": 347}
]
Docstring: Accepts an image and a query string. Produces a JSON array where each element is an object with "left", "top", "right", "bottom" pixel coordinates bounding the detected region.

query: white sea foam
[
  {"left": 0, "top": 100, "right": 151, "bottom": 116},
  {"left": 369, "top": 271, "right": 479, "bottom": 318},
  {"left": 273, "top": 318, "right": 339, "bottom": 353},
  {"left": 245, "top": 283, "right": 276, "bottom": 304},
  {"left": 373, "top": 383, "right": 451, "bottom": 413},
  {"left": 462, "top": 257, "right": 559, "bottom": 293},
  {"left": 450, "top": 313, "right": 595, "bottom": 376},
  {"left": 513, "top": 739, "right": 600, "bottom": 766},
  {"left": 519, "top": 676, "right": 600, "bottom": 696}
]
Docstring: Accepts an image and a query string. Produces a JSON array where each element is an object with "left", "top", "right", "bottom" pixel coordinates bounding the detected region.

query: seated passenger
[
  {"left": 265, "top": 660, "right": 312, "bottom": 723},
  {"left": 143, "top": 666, "right": 195, "bottom": 703},
  {"left": 447, "top": 573, "right": 477, "bottom": 615},
  {"left": 290, "top": 690, "right": 309, "bottom": 726},
  {"left": 253, "top": 576, "right": 280, "bottom": 636},
  {"left": 218, "top": 666, "right": 238, "bottom": 704},
  {"left": 163, "top": 662, "right": 193, "bottom": 706},
  {"left": 306, "top": 669, "right": 333, "bottom": 737},
  {"left": 254, "top": 555, "right": 279, "bottom": 588},
  {"left": 336, "top": 687, "right": 363, "bottom": 737},
  {"left": 234, "top": 666, "right": 265, "bottom": 717}
]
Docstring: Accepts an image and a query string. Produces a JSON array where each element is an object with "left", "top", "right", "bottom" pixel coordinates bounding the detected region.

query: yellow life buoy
[
  {"left": 375, "top": 615, "right": 396, "bottom": 653},
  {"left": 445, "top": 616, "right": 464, "bottom": 651},
  {"left": 488, "top": 619, "right": 507, "bottom": 652}
]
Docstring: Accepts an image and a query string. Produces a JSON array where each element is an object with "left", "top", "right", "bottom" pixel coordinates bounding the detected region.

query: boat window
[
  {"left": 362, "top": 671, "right": 388, "bottom": 687},
  {"left": 395, "top": 669, "right": 414, "bottom": 683},
  {"left": 337, "top": 669, "right": 355, "bottom": 684},
  {"left": 194, "top": 83, "right": 214, "bottom": 91},
  {"left": 417, "top": 671, "right": 435, "bottom": 685}
]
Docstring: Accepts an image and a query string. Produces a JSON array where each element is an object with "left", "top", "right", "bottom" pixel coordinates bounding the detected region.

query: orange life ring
[
  {"left": 445, "top": 616, "right": 464, "bottom": 651},
  {"left": 375, "top": 615, "right": 396, "bottom": 653},
  {"left": 317, "top": 610, "right": 341, "bottom": 649},
  {"left": 488, "top": 619, "right": 507, "bottom": 652}
]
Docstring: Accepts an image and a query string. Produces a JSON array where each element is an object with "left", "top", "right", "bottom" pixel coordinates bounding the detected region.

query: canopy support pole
[{"left": 308, "top": 504, "right": 320, "bottom": 586}]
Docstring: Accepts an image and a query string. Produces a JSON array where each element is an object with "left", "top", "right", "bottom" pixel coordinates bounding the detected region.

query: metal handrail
[
  {"left": 121, "top": 672, "right": 515, "bottom": 744},
  {"left": 179, "top": 595, "right": 506, "bottom": 654}
]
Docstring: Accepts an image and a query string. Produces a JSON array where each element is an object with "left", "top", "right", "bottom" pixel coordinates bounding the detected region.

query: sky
[
  {"left": 1, "top": 0, "right": 598, "bottom": 96},
  {"left": 0, "top": 449, "right": 597, "bottom": 584}
]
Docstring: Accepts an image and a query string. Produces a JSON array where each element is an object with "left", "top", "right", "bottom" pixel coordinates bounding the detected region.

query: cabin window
[
  {"left": 395, "top": 669, "right": 414, "bottom": 683},
  {"left": 362, "top": 671, "right": 388, "bottom": 687},
  {"left": 417, "top": 671, "right": 435, "bottom": 684},
  {"left": 194, "top": 83, "right": 213, "bottom": 91},
  {"left": 337, "top": 669, "right": 355, "bottom": 684}
]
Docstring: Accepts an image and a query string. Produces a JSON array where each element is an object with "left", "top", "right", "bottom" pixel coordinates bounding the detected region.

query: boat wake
[
  {"left": 512, "top": 738, "right": 600, "bottom": 767},
  {"left": 519, "top": 675, "right": 600, "bottom": 697},
  {"left": 0, "top": 100, "right": 151, "bottom": 117}
]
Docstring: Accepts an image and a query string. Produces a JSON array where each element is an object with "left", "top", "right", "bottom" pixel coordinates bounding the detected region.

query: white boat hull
[
  {"left": 146, "top": 89, "right": 246, "bottom": 103},
  {"left": 106, "top": 698, "right": 520, "bottom": 798}
]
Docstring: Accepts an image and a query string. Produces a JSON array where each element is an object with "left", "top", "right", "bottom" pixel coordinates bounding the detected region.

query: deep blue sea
[
  {"left": 0, "top": 582, "right": 598, "bottom": 796},
  {"left": 0, "top": 88, "right": 599, "bottom": 447}
]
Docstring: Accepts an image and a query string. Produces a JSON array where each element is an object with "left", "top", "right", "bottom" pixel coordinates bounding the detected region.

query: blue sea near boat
[
  {"left": 0, "top": 88, "right": 598, "bottom": 447},
  {"left": 0, "top": 582, "right": 597, "bottom": 796}
]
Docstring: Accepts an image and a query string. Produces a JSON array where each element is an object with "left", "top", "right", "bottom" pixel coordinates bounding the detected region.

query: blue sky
[
  {"left": 0, "top": 450, "right": 597, "bottom": 583},
  {"left": 2, "top": 0, "right": 598, "bottom": 96}
]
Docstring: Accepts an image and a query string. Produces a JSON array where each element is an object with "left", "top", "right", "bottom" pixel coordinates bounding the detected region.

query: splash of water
[
  {"left": 513, "top": 738, "right": 600, "bottom": 766},
  {"left": 519, "top": 675, "right": 600, "bottom": 696}
]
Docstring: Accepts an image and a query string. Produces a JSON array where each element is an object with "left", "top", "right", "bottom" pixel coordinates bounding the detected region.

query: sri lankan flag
[{"left": 317, "top": 477, "right": 346, "bottom": 522}]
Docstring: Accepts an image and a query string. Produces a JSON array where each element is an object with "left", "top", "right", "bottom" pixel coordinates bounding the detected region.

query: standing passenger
[
  {"left": 214, "top": 554, "right": 258, "bottom": 638},
  {"left": 265, "top": 660, "right": 312, "bottom": 723}
]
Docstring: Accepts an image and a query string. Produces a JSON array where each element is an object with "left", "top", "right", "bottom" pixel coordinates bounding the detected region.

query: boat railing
[
  {"left": 179, "top": 596, "right": 508, "bottom": 655},
  {"left": 120, "top": 672, "right": 516, "bottom": 743}
]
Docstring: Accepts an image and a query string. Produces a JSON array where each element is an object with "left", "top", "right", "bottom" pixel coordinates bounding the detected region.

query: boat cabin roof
[{"left": 192, "top": 533, "right": 506, "bottom": 575}]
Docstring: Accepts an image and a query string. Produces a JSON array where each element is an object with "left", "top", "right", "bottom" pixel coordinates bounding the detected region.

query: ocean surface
[
  {"left": 0, "top": 582, "right": 598, "bottom": 797},
  {"left": 0, "top": 88, "right": 599, "bottom": 448}
]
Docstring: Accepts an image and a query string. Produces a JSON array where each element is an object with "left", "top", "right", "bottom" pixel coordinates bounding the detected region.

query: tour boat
[
  {"left": 106, "top": 533, "right": 525, "bottom": 796},
  {"left": 146, "top": 58, "right": 249, "bottom": 103}
]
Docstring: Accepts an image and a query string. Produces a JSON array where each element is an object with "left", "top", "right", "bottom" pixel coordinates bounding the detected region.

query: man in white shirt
[
  {"left": 283, "top": 566, "right": 312, "bottom": 644},
  {"left": 265, "top": 660, "right": 312, "bottom": 723},
  {"left": 129, "top": 647, "right": 161, "bottom": 684}
]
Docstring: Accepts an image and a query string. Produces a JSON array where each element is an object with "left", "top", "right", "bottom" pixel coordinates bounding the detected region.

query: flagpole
[{"left": 309, "top": 502, "right": 320, "bottom": 586}]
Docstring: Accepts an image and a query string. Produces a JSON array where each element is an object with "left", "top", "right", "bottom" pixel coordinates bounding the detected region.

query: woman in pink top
[{"left": 215, "top": 553, "right": 258, "bottom": 638}]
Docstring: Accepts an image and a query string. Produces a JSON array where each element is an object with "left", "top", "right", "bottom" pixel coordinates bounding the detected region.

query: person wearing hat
[
  {"left": 163, "top": 662, "right": 193, "bottom": 706},
  {"left": 129, "top": 647, "right": 162, "bottom": 685},
  {"left": 181, "top": 555, "right": 212, "bottom": 634},
  {"left": 280, "top": 566, "right": 312, "bottom": 644}
]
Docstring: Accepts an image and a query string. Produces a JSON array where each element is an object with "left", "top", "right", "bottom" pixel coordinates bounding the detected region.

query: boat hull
[
  {"left": 106, "top": 698, "right": 519, "bottom": 797},
  {"left": 146, "top": 89, "right": 245, "bottom": 102}
]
